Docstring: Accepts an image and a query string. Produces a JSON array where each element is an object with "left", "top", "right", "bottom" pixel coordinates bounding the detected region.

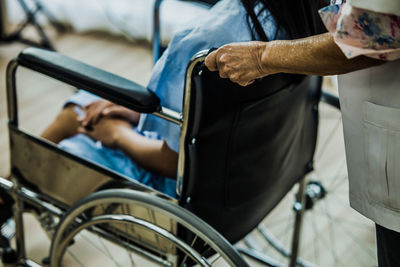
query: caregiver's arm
[
  {"left": 78, "top": 118, "right": 178, "bottom": 179},
  {"left": 205, "top": 33, "right": 383, "bottom": 86}
]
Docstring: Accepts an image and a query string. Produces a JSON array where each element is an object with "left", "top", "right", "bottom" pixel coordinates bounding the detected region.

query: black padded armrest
[{"left": 17, "top": 47, "right": 161, "bottom": 113}]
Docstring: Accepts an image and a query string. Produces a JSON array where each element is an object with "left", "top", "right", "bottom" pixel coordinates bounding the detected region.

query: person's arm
[
  {"left": 115, "top": 128, "right": 178, "bottom": 179},
  {"left": 78, "top": 118, "right": 178, "bottom": 179},
  {"left": 260, "top": 33, "right": 384, "bottom": 75},
  {"left": 205, "top": 33, "right": 383, "bottom": 86}
]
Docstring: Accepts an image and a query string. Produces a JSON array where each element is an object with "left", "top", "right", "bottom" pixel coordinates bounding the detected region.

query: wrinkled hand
[
  {"left": 78, "top": 117, "right": 131, "bottom": 148},
  {"left": 205, "top": 41, "right": 274, "bottom": 86},
  {"left": 81, "top": 100, "right": 140, "bottom": 127}
]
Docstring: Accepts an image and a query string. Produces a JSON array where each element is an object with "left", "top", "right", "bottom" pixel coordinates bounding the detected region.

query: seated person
[
  {"left": 0, "top": 0, "right": 327, "bottom": 256},
  {"left": 39, "top": 0, "right": 328, "bottom": 199}
]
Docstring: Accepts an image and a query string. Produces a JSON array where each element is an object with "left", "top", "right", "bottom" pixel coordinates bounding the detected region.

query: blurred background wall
[{"left": 3, "top": 0, "right": 209, "bottom": 44}]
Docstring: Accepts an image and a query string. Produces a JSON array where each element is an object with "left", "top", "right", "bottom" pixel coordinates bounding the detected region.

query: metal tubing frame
[
  {"left": 0, "top": 177, "right": 48, "bottom": 266},
  {"left": 6, "top": 45, "right": 256, "bottom": 267},
  {"left": 152, "top": 0, "right": 163, "bottom": 64},
  {"left": 0, "top": 176, "right": 174, "bottom": 266},
  {"left": 289, "top": 178, "right": 307, "bottom": 267},
  {"left": 0, "top": 176, "right": 65, "bottom": 265},
  {"left": 13, "top": 178, "right": 27, "bottom": 264},
  {"left": 16, "top": 0, "right": 54, "bottom": 50},
  {"left": 6, "top": 53, "right": 188, "bottom": 196},
  {"left": 1, "top": 0, "right": 56, "bottom": 50},
  {"left": 7, "top": 51, "right": 339, "bottom": 266},
  {"left": 153, "top": 106, "right": 182, "bottom": 126},
  {"left": 0, "top": 177, "right": 64, "bottom": 218},
  {"left": 3, "top": 52, "right": 207, "bottom": 264},
  {"left": 54, "top": 214, "right": 211, "bottom": 267},
  {"left": 176, "top": 50, "right": 208, "bottom": 195},
  {"left": 6, "top": 59, "right": 18, "bottom": 126},
  {"left": 321, "top": 90, "right": 340, "bottom": 110}
]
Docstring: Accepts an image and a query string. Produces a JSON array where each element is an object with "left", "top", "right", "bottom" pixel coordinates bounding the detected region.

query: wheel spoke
[
  {"left": 66, "top": 250, "right": 85, "bottom": 267},
  {"left": 179, "top": 235, "right": 198, "bottom": 267},
  {"left": 323, "top": 198, "right": 340, "bottom": 265},
  {"left": 51, "top": 191, "right": 245, "bottom": 267},
  {"left": 98, "top": 230, "right": 123, "bottom": 267},
  {"left": 210, "top": 254, "right": 223, "bottom": 265}
]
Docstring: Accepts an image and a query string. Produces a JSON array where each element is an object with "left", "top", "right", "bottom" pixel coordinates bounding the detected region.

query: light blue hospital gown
[{"left": 59, "top": 0, "right": 283, "bottom": 198}]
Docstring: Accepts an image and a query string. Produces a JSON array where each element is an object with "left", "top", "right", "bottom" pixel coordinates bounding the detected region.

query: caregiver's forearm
[{"left": 262, "top": 33, "right": 383, "bottom": 76}]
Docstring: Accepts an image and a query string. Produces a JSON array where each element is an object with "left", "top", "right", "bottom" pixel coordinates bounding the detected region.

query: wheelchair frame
[
  {"left": 150, "top": 3, "right": 341, "bottom": 265},
  {"left": 1, "top": 49, "right": 250, "bottom": 266},
  {"left": 1, "top": 46, "right": 341, "bottom": 267}
]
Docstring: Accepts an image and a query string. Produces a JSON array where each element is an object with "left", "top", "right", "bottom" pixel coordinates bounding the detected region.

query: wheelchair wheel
[
  {"left": 50, "top": 189, "right": 248, "bottom": 267},
  {"left": 243, "top": 99, "right": 377, "bottom": 267}
]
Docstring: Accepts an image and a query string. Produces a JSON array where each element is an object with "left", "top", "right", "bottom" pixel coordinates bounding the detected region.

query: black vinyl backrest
[{"left": 180, "top": 63, "right": 321, "bottom": 243}]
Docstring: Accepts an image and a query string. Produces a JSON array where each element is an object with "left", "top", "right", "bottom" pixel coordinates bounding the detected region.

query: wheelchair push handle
[{"left": 16, "top": 47, "right": 161, "bottom": 114}]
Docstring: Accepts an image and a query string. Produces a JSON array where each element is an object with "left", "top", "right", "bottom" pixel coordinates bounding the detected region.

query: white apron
[
  {"left": 349, "top": 0, "right": 400, "bottom": 16},
  {"left": 338, "top": 60, "right": 400, "bottom": 232}
]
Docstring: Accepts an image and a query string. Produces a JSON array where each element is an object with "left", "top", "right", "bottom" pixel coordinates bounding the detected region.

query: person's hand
[
  {"left": 81, "top": 100, "right": 114, "bottom": 127},
  {"left": 102, "top": 105, "right": 140, "bottom": 125},
  {"left": 81, "top": 100, "right": 140, "bottom": 127},
  {"left": 78, "top": 117, "right": 131, "bottom": 148},
  {"left": 205, "top": 41, "right": 276, "bottom": 86}
]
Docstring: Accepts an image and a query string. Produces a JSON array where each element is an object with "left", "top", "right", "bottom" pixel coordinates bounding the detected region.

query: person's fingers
[
  {"left": 231, "top": 73, "right": 254, "bottom": 87},
  {"left": 102, "top": 107, "right": 124, "bottom": 118},
  {"left": 219, "top": 71, "right": 229, "bottom": 79},
  {"left": 82, "top": 110, "right": 92, "bottom": 126},
  {"left": 83, "top": 109, "right": 97, "bottom": 126},
  {"left": 205, "top": 51, "right": 218, "bottom": 71},
  {"left": 103, "top": 106, "right": 132, "bottom": 119},
  {"left": 102, "top": 108, "right": 111, "bottom": 116},
  {"left": 84, "top": 103, "right": 99, "bottom": 126},
  {"left": 83, "top": 104, "right": 104, "bottom": 126},
  {"left": 239, "top": 79, "right": 255, "bottom": 87},
  {"left": 238, "top": 80, "right": 250, "bottom": 87},
  {"left": 85, "top": 102, "right": 95, "bottom": 109},
  {"left": 102, "top": 106, "right": 122, "bottom": 117},
  {"left": 92, "top": 107, "right": 103, "bottom": 124}
]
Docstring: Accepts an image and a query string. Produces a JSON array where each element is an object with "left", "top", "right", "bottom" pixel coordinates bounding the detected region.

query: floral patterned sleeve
[{"left": 319, "top": 3, "right": 400, "bottom": 60}]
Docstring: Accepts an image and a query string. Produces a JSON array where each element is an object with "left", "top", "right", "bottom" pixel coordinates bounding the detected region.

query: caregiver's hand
[{"left": 205, "top": 41, "right": 277, "bottom": 86}]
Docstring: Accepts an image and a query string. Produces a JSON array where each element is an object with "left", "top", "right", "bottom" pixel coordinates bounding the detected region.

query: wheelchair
[
  {"left": 149, "top": 2, "right": 376, "bottom": 266},
  {"left": 0, "top": 46, "right": 341, "bottom": 266}
]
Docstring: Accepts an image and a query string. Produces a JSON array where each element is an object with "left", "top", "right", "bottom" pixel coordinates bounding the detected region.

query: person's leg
[
  {"left": 376, "top": 224, "right": 400, "bottom": 267},
  {"left": 41, "top": 104, "right": 80, "bottom": 143}
]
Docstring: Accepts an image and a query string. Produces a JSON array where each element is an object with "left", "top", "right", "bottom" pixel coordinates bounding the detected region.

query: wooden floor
[{"left": 0, "top": 31, "right": 377, "bottom": 266}]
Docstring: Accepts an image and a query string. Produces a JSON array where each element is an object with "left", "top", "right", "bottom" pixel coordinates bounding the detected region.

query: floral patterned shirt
[{"left": 319, "top": 1, "right": 400, "bottom": 60}]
